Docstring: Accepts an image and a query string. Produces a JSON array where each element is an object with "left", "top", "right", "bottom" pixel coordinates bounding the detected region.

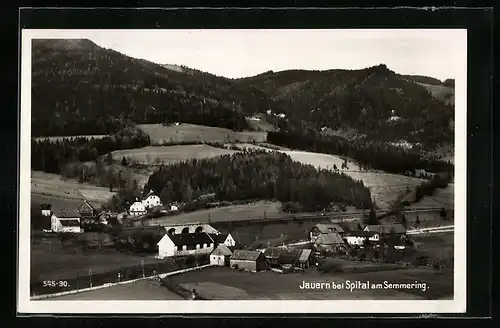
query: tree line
[
  {"left": 144, "top": 150, "right": 373, "bottom": 211},
  {"left": 31, "top": 123, "right": 150, "bottom": 175},
  {"left": 267, "top": 131, "right": 454, "bottom": 176}
]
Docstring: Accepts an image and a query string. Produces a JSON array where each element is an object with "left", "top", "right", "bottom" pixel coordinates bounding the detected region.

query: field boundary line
[{"left": 30, "top": 264, "right": 213, "bottom": 300}]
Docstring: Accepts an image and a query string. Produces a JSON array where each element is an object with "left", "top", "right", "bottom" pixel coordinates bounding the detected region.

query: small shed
[
  {"left": 210, "top": 245, "right": 233, "bottom": 266},
  {"left": 297, "top": 249, "right": 313, "bottom": 269},
  {"left": 229, "top": 250, "right": 267, "bottom": 272}
]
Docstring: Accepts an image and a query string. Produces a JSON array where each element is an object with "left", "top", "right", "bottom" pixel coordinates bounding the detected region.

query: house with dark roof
[
  {"left": 157, "top": 232, "right": 215, "bottom": 258},
  {"left": 47, "top": 206, "right": 82, "bottom": 233},
  {"left": 229, "top": 250, "right": 267, "bottom": 272},
  {"left": 209, "top": 233, "right": 236, "bottom": 248},
  {"left": 363, "top": 224, "right": 407, "bottom": 236},
  {"left": 309, "top": 223, "right": 345, "bottom": 241},
  {"left": 210, "top": 245, "right": 233, "bottom": 266},
  {"left": 344, "top": 231, "right": 380, "bottom": 246},
  {"left": 313, "top": 232, "right": 346, "bottom": 253},
  {"left": 78, "top": 200, "right": 101, "bottom": 218}
]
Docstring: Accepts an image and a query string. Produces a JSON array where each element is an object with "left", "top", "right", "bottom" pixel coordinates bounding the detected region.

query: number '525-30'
[{"left": 43, "top": 281, "right": 69, "bottom": 288}]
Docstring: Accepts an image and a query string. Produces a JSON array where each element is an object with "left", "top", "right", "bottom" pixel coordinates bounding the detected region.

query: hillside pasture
[
  {"left": 31, "top": 170, "right": 115, "bottom": 205},
  {"left": 111, "top": 145, "right": 239, "bottom": 166},
  {"left": 138, "top": 123, "right": 267, "bottom": 145},
  {"left": 245, "top": 115, "right": 279, "bottom": 132},
  {"left": 417, "top": 82, "right": 455, "bottom": 105},
  {"left": 33, "top": 135, "right": 109, "bottom": 142}
]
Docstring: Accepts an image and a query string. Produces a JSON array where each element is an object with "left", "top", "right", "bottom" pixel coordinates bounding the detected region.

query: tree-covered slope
[{"left": 31, "top": 39, "right": 272, "bottom": 137}]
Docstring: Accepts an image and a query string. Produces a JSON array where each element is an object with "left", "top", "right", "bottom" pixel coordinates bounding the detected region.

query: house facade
[
  {"left": 142, "top": 192, "right": 162, "bottom": 209},
  {"left": 210, "top": 245, "right": 232, "bottom": 266},
  {"left": 211, "top": 233, "right": 236, "bottom": 247},
  {"left": 297, "top": 249, "right": 313, "bottom": 269},
  {"left": 229, "top": 250, "right": 267, "bottom": 272},
  {"left": 313, "top": 232, "right": 346, "bottom": 253},
  {"left": 309, "top": 224, "right": 345, "bottom": 241},
  {"left": 48, "top": 207, "right": 83, "bottom": 233},
  {"left": 129, "top": 201, "right": 147, "bottom": 216},
  {"left": 157, "top": 232, "right": 215, "bottom": 258},
  {"left": 344, "top": 231, "right": 380, "bottom": 246},
  {"left": 78, "top": 200, "right": 100, "bottom": 218}
]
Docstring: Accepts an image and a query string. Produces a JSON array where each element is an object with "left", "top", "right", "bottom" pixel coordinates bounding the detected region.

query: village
[{"left": 33, "top": 187, "right": 453, "bottom": 300}]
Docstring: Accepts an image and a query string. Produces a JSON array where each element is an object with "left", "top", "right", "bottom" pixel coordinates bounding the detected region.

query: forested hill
[
  {"left": 31, "top": 39, "right": 273, "bottom": 137},
  {"left": 235, "top": 65, "right": 454, "bottom": 147}
]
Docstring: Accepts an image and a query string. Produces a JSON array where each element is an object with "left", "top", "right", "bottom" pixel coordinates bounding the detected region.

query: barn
[
  {"left": 229, "top": 250, "right": 267, "bottom": 272},
  {"left": 210, "top": 245, "right": 233, "bottom": 266}
]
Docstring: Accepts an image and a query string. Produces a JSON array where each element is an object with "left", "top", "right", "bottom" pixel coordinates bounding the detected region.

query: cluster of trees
[
  {"left": 144, "top": 150, "right": 373, "bottom": 211},
  {"left": 267, "top": 131, "right": 454, "bottom": 175},
  {"left": 32, "top": 39, "right": 273, "bottom": 136},
  {"left": 414, "top": 174, "right": 451, "bottom": 203},
  {"left": 31, "top": 124, "right": 150, "bottom": 175}
]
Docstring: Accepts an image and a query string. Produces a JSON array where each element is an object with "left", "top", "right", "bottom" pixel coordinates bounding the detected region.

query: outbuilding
[
  {"left": 210, "top": 245, "right": 233, "bottom": 266},
  {"left": 229, "top": 250, "right": 267, "bottom": 272}
]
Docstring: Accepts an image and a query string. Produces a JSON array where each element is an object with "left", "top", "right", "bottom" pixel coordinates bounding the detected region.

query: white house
[
  {"left": 164, "top": 224, "right": 220, "bottom": 235},
  {"left": 129, "top": 201, "right": 147, "bottom": 216},
  {"left": 210, "top": 244, "right": 233, "bottom": 266},
  {"left": 210, "top": 233, "right": 237, "bottom": 247},
  {"left": 157, "top": 232, "right": 215, "bottom": 258},
  {"left": 344, "top": 231, "right": 380, "bottom": 246},
  {"left": 141, "top": 192, "right": 162, "bottom": 209},
  {"left": 49, "top": 208, "right": 82, "bottom": 233}
]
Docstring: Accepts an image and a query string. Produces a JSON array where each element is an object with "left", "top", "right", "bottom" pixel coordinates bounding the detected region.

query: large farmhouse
[
  {"left": 313, "top": 232, "right": 346, "bottom": 253},
  {"left": 343, "top": 231, "right": 380, "bottom": 246},
  {"left": 142, "top": 191, "right": 162, "bottom": 209},
  {"left": 44, "top": 207, "right": 82, "bottom": 233},
  {"left": 157, "top": 232, "right": 215, "bottom": 258},
  {"left": 129, "top": 201, "right": 147, "bottom": 216}
]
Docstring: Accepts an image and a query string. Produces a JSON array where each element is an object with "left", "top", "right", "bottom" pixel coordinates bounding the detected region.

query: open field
[
  {"left": 245, "top": 116, "right": 279, "bottom": 132},
  {"left": 31, "top": 235, "right": 165, "bottom": 281},
  {"left": 417, "top": 82, "right": 455, "bottom": 105},
  {"left": 111, "top": 144, "right": 239, "bottom": 165},
  {"left": 47, "top": 279, "right": 182, "bottom": 300},
  {"left": 411, "top": 184, "right": 454, "bottom": 209},
  {"left": 146, "top": 201, "right": 285, "bottom": 226},
  {"left": 138, "top": 123, "right": 267, "bottom": 145},
  {"left": 33, "top": 135, "right": 109, "bottom": 142},
  {"left": 169, "top": 265, "right": 451, "bottom": 300},
  {"left": 31, "top": 171, "right": 115, "bottom": 206}
]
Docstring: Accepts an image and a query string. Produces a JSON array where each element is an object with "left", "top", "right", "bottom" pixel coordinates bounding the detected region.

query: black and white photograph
[{"left": 18, "top": 28, "right": 467, "bottom": 314}]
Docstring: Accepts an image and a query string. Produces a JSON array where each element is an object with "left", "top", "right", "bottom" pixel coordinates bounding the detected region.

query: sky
[{"left": 27, "top": 29, "right": 466, "bottom": 81}]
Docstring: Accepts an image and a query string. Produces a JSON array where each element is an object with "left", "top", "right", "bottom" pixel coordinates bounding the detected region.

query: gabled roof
[
  {"left": 59, "top": 219, "right": 80, "bottom": 227},
  {"left": 53, "top": 207, "right": 81, "bottom": 218},
  {"left": 298, "top": 249, "right": 313, "bottom": 263},
  {"left": 161, "top": 232, "right": 214, "bottom": 246},
  {"left": 314, "top": 232, "right": 345, "bottom": 245},
  {"left": 230, "top": 250, "right": 263, "bottom": 261},
  {"left": 347, "top": 231, "right": 379, "bottom": 238},
  {"left": 263, "top": 247, "right": 284, "bottom": 259},
  {"left": 209, "top": 233, "right": 230, "bottom": 244},
  {"left": 211, "top": 244, "right": 232, "bottom": 256},
  {"left": 364, "top": 224, "right": 406, "bottom": 234},
  {"left": 312, "top": 223, "right": 345, "bottom": 234}
]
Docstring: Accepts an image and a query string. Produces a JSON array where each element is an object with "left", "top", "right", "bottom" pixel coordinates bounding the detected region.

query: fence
[{"left": 30, "top": 256, "right": 210, "bottom": 297}]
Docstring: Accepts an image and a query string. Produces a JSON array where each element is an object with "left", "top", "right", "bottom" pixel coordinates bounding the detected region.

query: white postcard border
[{"left": 18, "top": 29, "right": 467, "bottom": 314}]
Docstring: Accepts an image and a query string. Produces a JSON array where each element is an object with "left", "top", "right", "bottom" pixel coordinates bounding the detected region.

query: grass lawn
[
  {"left": 111, "top": 144, "right": 239, "bottom": 165},
  {"left": 46, "top": 279, "right": 182, "bottom": 300},
  {"left": 169, "top": 265, "right": 451, "bottom": 300},
  {"left": 138, "top": 123, "right": 267, "bottom": 145},
  {"left": 31, "top": 170, "right": 115, "bottom": 206},
  {"left": 30, "top": 236, "right": 166, "bottom": 281}
]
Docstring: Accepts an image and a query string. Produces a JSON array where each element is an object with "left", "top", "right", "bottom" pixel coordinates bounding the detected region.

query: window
[
  {"left": 203, "top": 243, "right": 207, "bottom": 248},
  {"left": 173, "top": 246, "right": 178, "bottom": 252},
  {"left": 209, "top": 243, "right": 214, "bottom": 248},
  {"left": 196, "top": 244, "right": 200, "bottom": 249},
  {"left": 182, "top": 245, "right": 187, "bottom": 251},
  {"left": 182, "top": 227, "right": 189, "bottom": 234}
]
